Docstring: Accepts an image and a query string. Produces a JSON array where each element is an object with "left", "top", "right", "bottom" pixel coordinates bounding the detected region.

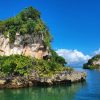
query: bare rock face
[
  {"left": 0, "top": 33, "right": 49, "bottom": 59},
  {"left": 0, "top": 80, "right": 6, "bottom": 85},
  {"left": 93, "top": 60, "right": 100, "bottom": 65}
]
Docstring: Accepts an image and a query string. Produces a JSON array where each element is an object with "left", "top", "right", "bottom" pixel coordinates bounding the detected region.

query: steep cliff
[
  {"left": 0, "top": 33, "right": 49, "bottom": 59},
  {"left": 0, "top": 7, "right": 51, "bottom": 59},
  {"left": 83, "top": 54, "right": 100, "bottom": 69}
]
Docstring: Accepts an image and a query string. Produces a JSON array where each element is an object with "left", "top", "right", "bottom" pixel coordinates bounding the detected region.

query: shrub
[
  {"left": 0, "top": 55, "right": 33, "bottom": 76},
  {"left": 50, "top": 49, "right": 67, "bottom": 66},
  {"left": 0, "top": 54, "right": 70, "bottom": 77}
]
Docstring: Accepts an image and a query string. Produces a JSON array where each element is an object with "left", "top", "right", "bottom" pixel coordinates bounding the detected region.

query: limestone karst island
[
  {"left": 83, "top": 54, "right": 100, "bottom": 69},
  {"left": 0, "top": 7, "right": 86, "bottom": 88}
]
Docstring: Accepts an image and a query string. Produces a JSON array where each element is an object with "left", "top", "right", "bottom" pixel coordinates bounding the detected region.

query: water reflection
[
  {"left": 0, "top": 69, "right": 100, "bottom": 100},
  {"left": 0, "top": 82, "right": 86, "bottom": 100}
]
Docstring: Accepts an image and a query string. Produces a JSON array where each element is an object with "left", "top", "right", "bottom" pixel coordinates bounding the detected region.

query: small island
[
  {"left": 83, "top": 54, "right": 100, "bottom": 69},
  {"left": 0, "top": 7, "right": 86, "bottom": 88}
]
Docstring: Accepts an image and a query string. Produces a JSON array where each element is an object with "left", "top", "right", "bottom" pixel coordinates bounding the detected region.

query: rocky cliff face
[
  {"left": 92, "top": 60, "right": 100, "bottom": 65},
  {"left": 0, "top": 33, "right": 49, "bottom": 59}
]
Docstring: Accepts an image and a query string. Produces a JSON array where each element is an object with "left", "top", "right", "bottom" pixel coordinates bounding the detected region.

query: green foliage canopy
[
  {"left": 50, "top": 49, "right": 67, "bottom": 66},
  {"left": 0, "top": 55, "right": 33, "bottom": 76},
  {"left": 0, "top": 55, "right": 70, "bottom": 77}
]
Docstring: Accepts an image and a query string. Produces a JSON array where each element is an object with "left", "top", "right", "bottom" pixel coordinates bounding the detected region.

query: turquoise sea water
[{"left": 0, "top": 68, "right": 100, "bottom": 100}]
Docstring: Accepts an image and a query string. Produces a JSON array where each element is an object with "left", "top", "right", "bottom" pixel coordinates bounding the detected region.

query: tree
[{"left": 50, "top": 49, "right": 67, "bottom": 66}]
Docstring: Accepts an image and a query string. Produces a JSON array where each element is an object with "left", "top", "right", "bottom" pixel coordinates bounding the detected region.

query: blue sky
[{"left": 0, "top": 0, "right": 100, "bottom": 66}]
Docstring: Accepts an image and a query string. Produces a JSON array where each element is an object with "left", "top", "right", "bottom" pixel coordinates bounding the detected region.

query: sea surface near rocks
[{"left": 0, "top": 68, "right": 100, "bottom": 100}]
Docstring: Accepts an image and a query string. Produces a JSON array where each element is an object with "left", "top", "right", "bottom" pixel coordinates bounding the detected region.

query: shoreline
[{"left": 0, "top": 71, "right": 86, "bottom": 89}]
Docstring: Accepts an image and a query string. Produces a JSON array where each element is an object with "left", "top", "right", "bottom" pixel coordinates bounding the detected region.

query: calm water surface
[{"left": 0, "top": 68, "right": 100, "bottom": 100}]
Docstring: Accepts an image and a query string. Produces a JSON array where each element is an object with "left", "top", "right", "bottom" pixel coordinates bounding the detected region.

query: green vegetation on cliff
[
  {"left": 0, "top": 55, "right": 33, "bottom": 77},
  {"left": 83, "top": 54, "right": 100, "bottom": 69},
  {"left": 0, "top": 54, "right": 72, "bottom": 78},
  {"left": 0, "top": 7, "right": 52, "bottom": 47},
  {"left": 0, "top": 7, "right": 73, "bottom": 78}
]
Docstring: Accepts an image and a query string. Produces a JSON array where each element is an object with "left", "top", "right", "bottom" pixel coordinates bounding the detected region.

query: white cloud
[
  {"left": 94, "top": 48, "right": 100, "bottom": 55},
  {"left": 56, "top": 49, "right": 91, "bottom": 66}
]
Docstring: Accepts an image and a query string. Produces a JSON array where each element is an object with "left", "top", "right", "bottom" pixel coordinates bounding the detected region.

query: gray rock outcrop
[
  {"left": 0, "top": 33, "right": 49, "bottom": 59},
  {"left": 0, "top": 71, "right": 86, "bottom": 88}
]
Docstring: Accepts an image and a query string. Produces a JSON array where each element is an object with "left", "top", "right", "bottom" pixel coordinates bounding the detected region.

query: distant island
[
  {"left": 83, "top": 54, "right": 100, "bottom": 69},
  {"left": 0, "top": 7, "right": 86, "bottom": 88}
]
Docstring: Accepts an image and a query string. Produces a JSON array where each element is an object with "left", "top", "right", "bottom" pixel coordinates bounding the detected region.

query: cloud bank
[
  {"left": 56, "top": 49, "right": 91, "bottom": 66},
  {"left": 94, "top": 48, "right": 100, "bottom": 55}
]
